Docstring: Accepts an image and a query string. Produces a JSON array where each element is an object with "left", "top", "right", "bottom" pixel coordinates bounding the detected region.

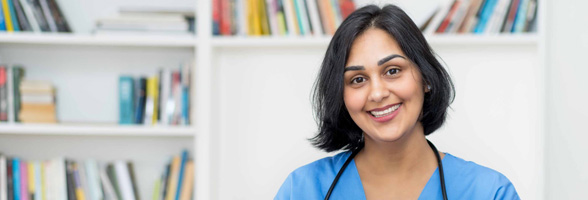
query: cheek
[{"left": 343, "top": 88, "right": 366, "bottom": 113}]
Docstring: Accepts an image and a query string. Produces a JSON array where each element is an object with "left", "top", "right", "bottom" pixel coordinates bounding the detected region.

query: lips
[{"left": 367, "top": 103, "right": 402, "bottom": 122}]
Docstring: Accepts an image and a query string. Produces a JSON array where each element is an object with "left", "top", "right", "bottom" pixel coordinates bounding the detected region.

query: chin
[{"left": 368, "top": 126, "right": 406, "bottom": 143}]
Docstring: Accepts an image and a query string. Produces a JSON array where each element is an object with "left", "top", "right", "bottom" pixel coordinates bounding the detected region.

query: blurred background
[{"left": 0, "top": 0, "right": 585, "bottom": 199}]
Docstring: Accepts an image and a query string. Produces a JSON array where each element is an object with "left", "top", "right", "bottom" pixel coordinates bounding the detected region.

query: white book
[
  {"left": 295, "top": 0, "right": 310, "bottom": 36},
  {"left": 160, "top": 69, "right": 171, "bottom": 125},
  {"left": 43, "top": 161, "right": 53, "bottom": 200},
  {"left": 0, "top": 154, "right": 6, "bottom": 200},
  {"left": 99, "top": 165, "right": 118, "bottom": 200},
  {"left": 77, "top": 161, "right": 90, "bottom": 200},
  {"left": 84, "top": 160, "right": 103, "bottom": 200},
  {"left": 114, "top": 161, "right": 135, "bottom": 200},
  {"left": 33, "top": 162, "right": 41, "bottom": 200},
  {"left": 18, "top": 0, "right": 41, "bottom": 32},
  {"left": 266, "top": 0, "right": 278, "bottom": 36},
  {"left": 237, "top": 0, "right": 247, "bottom": 36},
  {"left": 424, "top": 0, "right": 454, "bottom": 35},
  {"left": 447, "top": 0, "right": 471, "bottom": 33},
  {"left": 485, "top": 0, "right": 510, "bottom": 34},
  {"left": 21, "top": 94, "right": 54, "bottom": 104},
  {"left": 53, "top": 158, "right": 67, "bottom": 200},
  {"left": 282, "top": 0, "right": 297, "bottom": 36},
  {"left": 39, "top": 0, "right": 57, "bottom": 32},
  {"left": 304, "top": 0, "right": 322, "bottom": 36},
  {"left": 6, "top": 67, "right": 14, "bottom": 123}
]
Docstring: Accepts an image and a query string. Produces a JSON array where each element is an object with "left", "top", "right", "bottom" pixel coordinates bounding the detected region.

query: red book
[
  {"left": 436, "top": 0, "right": 461, "bottom": 33},
  {"left": 339, "top": 0, "right": 356, "bottom": 20}
]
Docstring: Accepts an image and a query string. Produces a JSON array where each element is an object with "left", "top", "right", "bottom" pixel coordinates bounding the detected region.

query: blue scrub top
[{"left": 275, "top": 151, "right": 520, "bottom": 200}]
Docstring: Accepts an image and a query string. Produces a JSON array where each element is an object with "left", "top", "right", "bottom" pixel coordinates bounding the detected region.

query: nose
[{"left": 368, "top": 77, "right": 390, "bottom": 102}]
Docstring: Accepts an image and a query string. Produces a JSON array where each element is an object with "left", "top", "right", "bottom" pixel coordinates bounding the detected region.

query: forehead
[{"left": 346, "top": 28, "right": 405, "bottom": 65}]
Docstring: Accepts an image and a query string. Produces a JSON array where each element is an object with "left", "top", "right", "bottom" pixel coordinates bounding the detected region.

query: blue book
[
  {"left": 0, "top": 1, "right": 6, "bottom": 31},
  {"left": 119, "top": 76, "right": 135, "bottom": 124},
  {"left": 512, "top": 0, "right": 529, "bottom": 33},
  {"left": 134, "top": 77, "right": 146, "bottom": 124},
  {"left": 7, "top": 0, "right": 20, "bottom": 31},
  {"left": 12, "top": 158, "right": 20, "bottom": 200},
  {"left": 174, "top": 150, "right": 189, "bottom": 200},
  {"left": 181, "top": 85, "right": 189, "bottom": 125},
  {"left": 474, "top": 0, "right": 498, "bottom": 33}
]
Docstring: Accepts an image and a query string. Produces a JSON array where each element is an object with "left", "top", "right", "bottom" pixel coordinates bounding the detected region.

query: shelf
[
  {"left": 0, "top": 123, "right": 196, "bottom": 137},
  {"left": 0, "top": 32, "right": 197, "bottom": 47},
  {"left": 211, "top": 33, "right": 539, "bottom": 48}
]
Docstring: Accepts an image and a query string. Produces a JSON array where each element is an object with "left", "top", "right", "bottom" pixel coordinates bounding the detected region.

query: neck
[{"left": 356, "top": 122, "right": 439, "bottom": 177}]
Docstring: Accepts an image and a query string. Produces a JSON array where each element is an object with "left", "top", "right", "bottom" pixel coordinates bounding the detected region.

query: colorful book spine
[
  {"left": 119, "top": 76, "right": 135, "bottom": 125},
  {"left": 7, "top": 0, "right": 19, "bottom": 31},
  {"left": 174, "top": 151, "right": 188, "bottom": 200},
  {"left": 20, "top": 161, "right": 28, "bottom": 200},
  {"left": 474, "top": 0, "right": 498, "bottom": 33},
  {"left": 0, "top": 0, "right": 6, "bottom": 30},
  {"left": 13, "top": 158, "right": 20, "bottom": 200}
]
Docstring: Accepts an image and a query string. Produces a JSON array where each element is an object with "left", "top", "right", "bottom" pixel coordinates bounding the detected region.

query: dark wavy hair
[{"left": 310, "top": 4, "right": 455, "bottom": 152}]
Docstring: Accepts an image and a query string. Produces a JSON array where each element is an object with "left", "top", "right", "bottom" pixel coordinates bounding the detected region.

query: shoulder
[
  {"left": 274, "top": 151, "right": 351, "bottom": 200},
  {"left": 443, "top": 153, "right": 520, "bottom": 200}
]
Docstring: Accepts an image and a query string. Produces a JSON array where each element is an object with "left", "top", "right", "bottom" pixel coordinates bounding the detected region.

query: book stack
[
  {"left": 0, "top": 0, "right": 71, "bottom": 33},
  {"left": 94, "top": 7, "right": 195, "bottom": 36},
  {"left": 18, "top": 80, "right": 56, "bottom": 123},
  {"left": 0, "top": 152, "right": 144, "bottom": 200},
  {"left": 0, "top": 65, "right": 55, "bottom": 124},
  {"left": 213, "top": 0, "right": 356, "bottom": 36},
  {"left": 152, "top": 150, "right": 194, "bottom": 200},
  {"left": 421, "top": 0, "right": 538, "bottom": 34},
  {"left": 119, "top": 64, "right": 190, "bottom": 126}
]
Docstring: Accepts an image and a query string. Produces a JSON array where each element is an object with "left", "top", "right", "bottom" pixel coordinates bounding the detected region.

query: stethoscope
[{"left": 324, "top": 139, "right": 448, "bottom": 200}]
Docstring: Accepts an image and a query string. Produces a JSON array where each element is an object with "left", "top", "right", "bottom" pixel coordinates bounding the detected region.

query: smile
[{"left": 367, "top": 103, "right": 402, "bottom": 122}]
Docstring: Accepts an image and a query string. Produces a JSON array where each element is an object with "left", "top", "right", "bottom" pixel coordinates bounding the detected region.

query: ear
[{"left": 424, "top": 81, "right": 431, "bottom": 93}]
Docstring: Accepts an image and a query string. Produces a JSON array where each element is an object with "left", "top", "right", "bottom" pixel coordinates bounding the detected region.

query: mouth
[{"left": 367, "top": 103, "right": 402, "bottom": 122}]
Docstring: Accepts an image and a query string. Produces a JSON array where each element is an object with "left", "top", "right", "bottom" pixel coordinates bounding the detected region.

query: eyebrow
[{"left": 344, "top": 54, "right": 406, "bottom": 72}]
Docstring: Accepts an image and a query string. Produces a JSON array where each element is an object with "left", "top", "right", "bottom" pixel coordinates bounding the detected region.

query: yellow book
[
  {"left": 277, "top": 12, "right": 287, "bottom": 35},
  {"left": 247, "top": 0, "right": 254, "bottom": 35},
  {"left": 251, "top": 0, "right": 261, "bottom": 35},
  {"left": 164, "top": 156, "right": 181, "bottom": 200},
  {"left": 179, "top": 161, "right": 194, "bottom": 200},
  {"left": 1, "top": 0, "right": 13, "bottom": 31},
  {"left": 258, "top": 0, "right": 269, "bottom": 35},
  {"left": 144, "top": 76, "right": 159, "bottom": 124},
  {"left": 28, "top": 163, "right": 35, "bottom": 196},
  {"left": 73, "top": 163, "right": 86, "bottom": 200}
]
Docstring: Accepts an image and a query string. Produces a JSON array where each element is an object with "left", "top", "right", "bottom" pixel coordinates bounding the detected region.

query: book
[
  {"left": 114, "top": 161, "right": 135, "bottom": 200},
  {"left": 26, "top": 163, "right": 34, "bottom": 200},
  {"left": 17, "top": 0, "right": 38, "bottom": 32},
  {"left": 12, "top": 0, "right": 31, "bottom": 31},
  {"left": 106, "top": 164, "right": 122, "bottom": 200},
  {"left": 66, "top": 160, "right": 77, "bottom": 200},
  {"left": 0, "top": 66, "right": 7, "bottom": 121},
  {"left": 178, "top": 161, "right": 193, "bottom": 200},
  {"left": 173, "top": 151, "right": 188, "bottom": 200},
  {"left": 12, "top": 66, "right": 23, "bottom": 122},
  {"left": 33, "top": 162, "right": 41, "bottom": 200},
  {"left": 119, "top": 76, "right": 135, "bottom": 125},
  {"left": 19, "top": 161, "right": 27, "bottom": 200},
  {"left": 99, "top": 166, "right": 118, "bottom": 200},
  {"left": 38, "top": 0, "right": 55, "bottom": 31},
  {"left": 13, "top": 158, "right": 20, "bottom": 200},
  {"left": 143, "top": 76, "right": 159, "bottom": 125},
  {"left": 126, "top": 163, "right": 139, "bottom": 200},
  {"left": 7, "top": 158, "right": 13, "bottom": 200},
  {"left": 84, "top": 160, "right": 103, "bottom": 200},
  {"left": 46, "top": 0, "right": 69, "bottom": 32},
  {"left": 164, "top": 156, "right": 180, "bottom": 200},
  {"left": 134, "top": 77, "right": 146, "bottom": 124},
  {"left": 0, "top": 1, "right": 6, "bottom": 31},
  {"left": 0, "top": 154, "right": 6, "bottom": 200}
]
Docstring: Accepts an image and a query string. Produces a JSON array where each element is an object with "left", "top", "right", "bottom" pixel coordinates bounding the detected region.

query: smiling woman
[{"left": 274, "top": 4, "right": 520, "bottom": 200}]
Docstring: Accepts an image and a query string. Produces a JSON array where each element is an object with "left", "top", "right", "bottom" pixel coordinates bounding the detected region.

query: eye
[
  {"left": 386, "top": 68, "right": 400, "bottom": 76},
  {"left": 351, "top": 77, "right": 365, "bottom": 84}
]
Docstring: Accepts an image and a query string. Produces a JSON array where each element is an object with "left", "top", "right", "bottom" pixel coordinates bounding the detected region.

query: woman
[{"left": 275, "top": 4, "right": 519, "bottom": 200}]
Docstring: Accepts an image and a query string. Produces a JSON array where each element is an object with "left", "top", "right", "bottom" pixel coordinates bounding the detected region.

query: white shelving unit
[{"left": 0, "top": 0, "right": 546, "bottom": 200}]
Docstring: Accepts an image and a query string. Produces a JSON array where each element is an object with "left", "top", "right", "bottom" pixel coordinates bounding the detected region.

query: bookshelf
[{"left": 0, "top": 0, "right": 546, "bottom": 200}]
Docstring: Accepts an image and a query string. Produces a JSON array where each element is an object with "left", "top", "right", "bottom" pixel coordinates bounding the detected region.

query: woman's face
[{"left": 343, "top": 28, "right": 427, "bottom": 143}]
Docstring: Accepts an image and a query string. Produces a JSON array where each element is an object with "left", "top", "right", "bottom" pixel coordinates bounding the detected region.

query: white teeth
[{"left": 370, "top": 104, "right": 401, "bottom": 118}]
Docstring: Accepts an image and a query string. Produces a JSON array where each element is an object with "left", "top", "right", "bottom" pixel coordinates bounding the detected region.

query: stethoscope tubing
[{"left": 324, "top": 139, "right": 448, "bottom": 200}]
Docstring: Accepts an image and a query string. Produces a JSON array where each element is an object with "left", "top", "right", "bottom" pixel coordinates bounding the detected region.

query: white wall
[{"left": 545, "top": 0, "right": 588, "bottom": 199}]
